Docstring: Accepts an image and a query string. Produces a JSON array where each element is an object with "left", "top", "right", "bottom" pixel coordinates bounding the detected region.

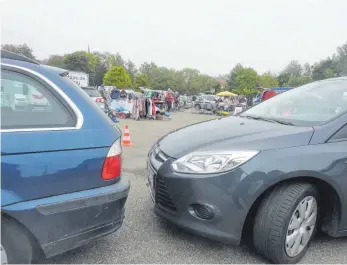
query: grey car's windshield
[{"left": 242, "top": 79, "right": 347, "bottom": 126}]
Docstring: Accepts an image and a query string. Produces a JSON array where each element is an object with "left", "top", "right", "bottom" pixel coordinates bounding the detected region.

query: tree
[
  {"left": 233, "top": 67, "right": 259, "bottom": 95},
  {"left": 151, "top": 67, "right": 177, "bottom": 90},
  {"left": 64, "top": 51, "right": 96, "bottom": 73},
  {"left": 92, "top": 51, "right": 109, "bottom": 86},
  {"left": 277, "top": 72, "right": 290, "bottom": 86},
  {"left": 336, "top": 41, "right": 347, "bottom": 76},
  {"left": 284, "top": 76, "right": 312, "bottom": 87},
  {"left": 213, "top": 83, "right": 222, "bottom": 94},
  {"left": 64, "top": 51, "right": 98, "bottom": 85},
  {"left": 312, "top": 58, "right": 339, "bottom": 81},
  {"left": 258, "top": 71, "right": 278, "bottom": 88},
  {"left": 190, "top": 74, "right": 218, "bottom": 94},
  {"left": 172, "top": 71, "right": 186, "bottom": 92},
  {"left": 181, "top": 68, "right": 200, "bottom": 91},
  {"left": 139, "top": 62, "right": 158, "bottom": 87},
  {"left": 43, "top": 55, "right": 65, "bottom": 68},
  {"left": 103, "top": 66, "right": 132, "bottom": 88},
  {"left": 227, "top": 63, "right": 243, "bottom": 90},
  {"left": 134, "top": 73, "right": 150, "bottom": 88},
  {"left": 115, "top": 53, "right": 125, "bottom": 67},
  {"left": 125, "top": 60, "right": 137, "bottom": 84},
  {"left": 303, "top": 63, "right": 312, "bottom": 77},
  {"left": 282, "top": 60, "right": 303, "bottom": 77},
  {"left": 1, "top": 43, "right": 36, "bottom": 60}
]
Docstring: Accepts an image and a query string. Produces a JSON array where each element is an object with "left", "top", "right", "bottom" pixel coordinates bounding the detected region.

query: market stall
[{"left": 108, "top": 88, "right": 171, "bottom": 121}]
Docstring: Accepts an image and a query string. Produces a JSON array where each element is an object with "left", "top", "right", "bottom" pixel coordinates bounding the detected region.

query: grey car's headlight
[{"left": 171, "top": 151, "right": 259, "bottom": 174}]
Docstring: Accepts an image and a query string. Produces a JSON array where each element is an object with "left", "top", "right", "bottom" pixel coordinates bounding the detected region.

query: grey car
[
  {"left": 194, "top": 94, "right": 218, "bottom": 112},
  {"left": 147, "top": 77, "right": 347, "bottom": 264}
]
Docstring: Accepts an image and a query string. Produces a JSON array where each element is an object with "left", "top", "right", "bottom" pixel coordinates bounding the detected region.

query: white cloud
[{"left": 1, "top": 0, "right": 346, "bottom": 75}]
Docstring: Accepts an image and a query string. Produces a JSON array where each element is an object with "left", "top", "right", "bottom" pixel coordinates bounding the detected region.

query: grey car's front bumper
[{"left": 148, "top": 152, "right": 251, "bottom": 244}]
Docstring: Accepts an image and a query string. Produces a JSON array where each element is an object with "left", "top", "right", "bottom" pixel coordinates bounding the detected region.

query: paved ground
[{"left": 46, "top": 111, "right": 347, "bottom": 264}]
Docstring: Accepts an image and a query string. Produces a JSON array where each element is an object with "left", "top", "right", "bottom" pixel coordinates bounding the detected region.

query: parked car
[
  {"left": 254, "top": 87, "right": 294, "bottom": 105},
  {"left": 0, "top": 86, "right": 10, "bottom": 107},
  {"left": 180, "top": 95, "right": 193, "bottom": 109},
  {"left": 1, "top": 50, "right": 130, "bottom": 264},
  {"left": 194, "top": 94, "right": 218, "bottom": 112},
  {"left": 11, "top": 93, "right": 28, "bottom": 111},
  {"left": 21, "top": 83, "right": 51, "bottom": 112},
  {"left": 147, "top": 77, "right": 347, "bottom": 264},
  {"left": 81, "top": 86, "right": 105, "bottom": 112}
]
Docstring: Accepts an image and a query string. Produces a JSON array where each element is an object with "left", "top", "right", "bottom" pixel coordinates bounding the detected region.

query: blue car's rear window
[{"left": 1, "top": 69, "right": 75, "bottom": 130}]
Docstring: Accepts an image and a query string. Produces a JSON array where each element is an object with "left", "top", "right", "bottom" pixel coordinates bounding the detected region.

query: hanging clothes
[
  {"left": 148, "top": 99, "right": 152, "bottom": 118},
  {"left": 110, "top": 89, "right": 120, "bottom": 100},
  {"left": 145, "top": 99, "right": 150, "bottom": 117},
  {"left": 141, "top": 97, "right": 146, "bottom": 118},
  {"left": 131, "top": 93, "right": 143, "bottom": 120},
  {"left": 151, "top": 99, "right": 156, "bottom": 117}
]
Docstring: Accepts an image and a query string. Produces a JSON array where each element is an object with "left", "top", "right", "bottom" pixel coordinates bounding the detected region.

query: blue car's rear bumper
[{"left": 2, "top": 176, "right": 130, "bottom": 258}]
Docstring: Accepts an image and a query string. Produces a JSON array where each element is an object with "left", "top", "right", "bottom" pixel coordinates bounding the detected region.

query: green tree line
[{"left": 2, "top": 41, "right": 346, "bottom": 95}]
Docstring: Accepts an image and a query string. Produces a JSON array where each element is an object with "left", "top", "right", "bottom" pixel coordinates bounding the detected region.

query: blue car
[{"left": 1, "top": 51, "right": 130, "bottom": 264}]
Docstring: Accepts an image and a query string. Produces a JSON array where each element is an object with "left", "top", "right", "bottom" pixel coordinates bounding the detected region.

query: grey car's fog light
[{"left": 190, "top": 204, "right": 214, "bottom": 220}]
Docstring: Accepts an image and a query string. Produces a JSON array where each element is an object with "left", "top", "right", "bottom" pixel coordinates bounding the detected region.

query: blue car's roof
[
  {"left": 1, "top": 56, "right": 120, "bottom": 142},
  {"left": 1, "top": 57, "right": 68, "bottom": 77}
]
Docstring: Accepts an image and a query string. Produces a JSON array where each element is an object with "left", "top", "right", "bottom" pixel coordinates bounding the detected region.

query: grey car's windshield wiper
[
  {"left": 269, "top": 119, "right": 295, "bottom": 126},
  {"left": 240, "top": 115, "right": 294, "bottom": 126},
  {"left": 240, "top": 115, "right": 274, "bottom": 123}
]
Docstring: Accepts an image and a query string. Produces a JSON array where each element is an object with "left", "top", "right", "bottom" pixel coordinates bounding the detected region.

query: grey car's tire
[
  {"left": 253, "top": 183, "right": 319, "bottom": 264},
  {"left": 194, "top": 104, "right": 201, "bottom": 111},
  {"left": 1, "top": 217, "right": 34, "bottom": 264}
]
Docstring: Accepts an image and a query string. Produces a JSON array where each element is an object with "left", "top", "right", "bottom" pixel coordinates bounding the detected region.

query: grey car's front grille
[
  {"left": 149, "top": 147, "right": 177, "bottom": 213},
  {"left": 156, "top": 176, "right": 177, "bottom": 213}
]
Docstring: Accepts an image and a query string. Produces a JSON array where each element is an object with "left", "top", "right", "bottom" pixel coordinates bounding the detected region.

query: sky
[{"left": 1, "top": 0, "right": 346, "bottom": 76}]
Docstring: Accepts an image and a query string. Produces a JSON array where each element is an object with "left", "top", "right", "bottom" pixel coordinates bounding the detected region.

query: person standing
[{"left": 166, "top": 88, "right": 174, "bottom": 112}]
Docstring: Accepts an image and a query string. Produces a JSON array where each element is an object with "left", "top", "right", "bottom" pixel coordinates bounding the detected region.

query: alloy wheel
[
  {"left": 285, "top": 196, "right": 318, "bottom": 257},
  {"left": 1, "top": 244, "right": 8, "bottom": 265}
]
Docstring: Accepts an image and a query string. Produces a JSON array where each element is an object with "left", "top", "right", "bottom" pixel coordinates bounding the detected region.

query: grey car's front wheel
[{"left": 253, "top": 182, "right": 319, "bottom": 264}]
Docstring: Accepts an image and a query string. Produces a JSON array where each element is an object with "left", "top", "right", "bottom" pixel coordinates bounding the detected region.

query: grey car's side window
[
  {"left": 1, "top": 69, "right": 75, "bottom": 130},
  {"left": 329, "top": 124, "right": 347, "bottom": 141}
]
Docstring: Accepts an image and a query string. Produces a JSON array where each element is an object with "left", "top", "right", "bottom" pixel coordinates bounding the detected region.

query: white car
[
  {"left": 11, "top": 93, "right": 28, "bottom": 111},
  {"left": 27, "top": 88, "right": 50, "bottom": 111},
  {"left": 82, "top": 87, "right": 105, "bottom": 112}
]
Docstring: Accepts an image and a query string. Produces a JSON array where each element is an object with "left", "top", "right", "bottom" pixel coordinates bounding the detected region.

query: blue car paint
[
  {"left": 2, "top": 177, "right": 129, "bottom": 257},
  {"left": 1, "top": 57, "right": 130, "bottom": 258},
  {"left": 2, "top": 147, "right": 112, "bottom": 205}
]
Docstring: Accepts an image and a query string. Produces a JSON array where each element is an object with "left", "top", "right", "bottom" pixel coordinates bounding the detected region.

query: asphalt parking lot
[{"left": 46, "top": 111, "right": 347, "bottom": 264}]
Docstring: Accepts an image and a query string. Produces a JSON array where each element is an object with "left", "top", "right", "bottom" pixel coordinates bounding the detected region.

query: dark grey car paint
[
  {"left": 159, "top": 117, "right": 314, "bottom": 157},
  {"left": 152, "top": 114, "right": 347, "bottom": 243}
]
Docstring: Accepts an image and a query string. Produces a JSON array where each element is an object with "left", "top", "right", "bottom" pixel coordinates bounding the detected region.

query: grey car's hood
[{"left": 158, "top": 116, "right": 314, "bottom": 158}]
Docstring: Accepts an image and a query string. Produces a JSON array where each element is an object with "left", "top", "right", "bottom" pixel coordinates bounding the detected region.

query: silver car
[{"left": 194, "top": 94, "right": 218, "bottom": 112}]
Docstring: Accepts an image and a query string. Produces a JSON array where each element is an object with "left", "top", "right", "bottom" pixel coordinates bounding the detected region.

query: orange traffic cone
[{"left": 121, "top": 124, "right": 133, "bottom": 146}]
